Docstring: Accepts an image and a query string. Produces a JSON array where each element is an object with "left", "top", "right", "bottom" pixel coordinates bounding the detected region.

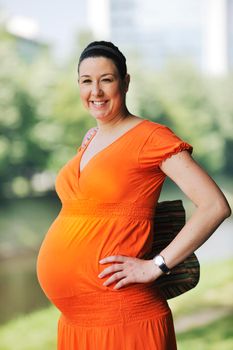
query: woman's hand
[{"left": 98, "top": 255, "right": 163, "bottom": 290}]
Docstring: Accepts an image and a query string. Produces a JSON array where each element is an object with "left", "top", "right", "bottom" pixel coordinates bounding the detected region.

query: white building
[
  {"left": 87, "top": 0, "right": 233, "bottom": 75},
  {"left": 2, "top": 15, "right": 49, "bottom": 63}
]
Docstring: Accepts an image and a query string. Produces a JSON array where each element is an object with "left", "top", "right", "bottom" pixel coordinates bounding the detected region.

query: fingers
[
  {"left": 102, "top": 271, "right": 126, "bottom": 287},
  {"left": 98, "top": 255, "right": 138, "bottom": 290},
  {"left": 98, "top": 263, "right": 124, "bottom": 278},
  {"left": 113, "top": 277, "right": 130, "bottom": 290},
  {"left": 99, "top": 255, "right": 128, "bottom": 264}
]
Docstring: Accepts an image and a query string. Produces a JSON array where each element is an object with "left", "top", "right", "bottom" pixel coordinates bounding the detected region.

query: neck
[{"left": 96, "top": 108, "right": 132, "bottom": 132}]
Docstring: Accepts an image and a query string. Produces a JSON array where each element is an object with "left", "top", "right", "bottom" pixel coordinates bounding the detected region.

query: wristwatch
[{"left": 153, "top": 255, "right": 171, "bottom": 275}]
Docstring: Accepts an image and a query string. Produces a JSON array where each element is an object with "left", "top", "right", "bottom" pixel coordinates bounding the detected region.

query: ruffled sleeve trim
[
  {"left": 158, "top": 142, "right": 193, "bottom": 168},
  {"left": 138, "top": 124, "right": 193, "bottom": 170}
]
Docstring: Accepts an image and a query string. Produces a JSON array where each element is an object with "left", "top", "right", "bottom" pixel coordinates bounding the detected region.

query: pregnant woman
[{"left": 36, "top": 41, "right": 231, "bottom": 349}]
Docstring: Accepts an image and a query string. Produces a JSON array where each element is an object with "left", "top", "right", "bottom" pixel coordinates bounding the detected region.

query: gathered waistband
[
  {"left": 55, "top": 283, "right": 169, "bottom": 327},
  {"left": 60, "top": 200, "right": 155, "bottom": 220}
]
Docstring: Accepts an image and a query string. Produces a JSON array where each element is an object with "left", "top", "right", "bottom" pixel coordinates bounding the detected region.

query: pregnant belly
[{"left": 36, "top": 213, "right": 152, "bottom": 300}]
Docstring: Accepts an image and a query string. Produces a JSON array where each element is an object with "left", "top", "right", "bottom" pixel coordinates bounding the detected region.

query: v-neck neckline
[{"left": 77, "top": 119, "right": 148, "bottom": 178}]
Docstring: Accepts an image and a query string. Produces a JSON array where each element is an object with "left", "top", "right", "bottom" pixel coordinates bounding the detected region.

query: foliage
[
  {"left": 133, "top": 60, "right": 233, "bottom": 175},
  {"left": 0, "top": 27, "right": 97, "bottom": 198},
  {"left": 0, "top": 27, "right": 232, "bottom": 199},
  {"left": 45, "top": 66, "right": 95, "bottom": 171},
  {"left": 0, "top": 29, "right": 54, "bottom": 197}
]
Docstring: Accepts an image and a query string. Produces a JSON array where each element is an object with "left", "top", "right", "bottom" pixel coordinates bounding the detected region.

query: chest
[{"left": 79, "top": 136, "right": 121, "bottom": 173}]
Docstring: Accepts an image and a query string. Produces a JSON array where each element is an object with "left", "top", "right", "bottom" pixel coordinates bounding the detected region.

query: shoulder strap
[{"left": 81, "top": 126, "right": 98, "bottom": 149}]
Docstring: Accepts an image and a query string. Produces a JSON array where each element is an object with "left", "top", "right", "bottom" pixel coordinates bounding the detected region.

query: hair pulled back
[{"left": 78, "top": 41, "right": 127, "bottom": 79}]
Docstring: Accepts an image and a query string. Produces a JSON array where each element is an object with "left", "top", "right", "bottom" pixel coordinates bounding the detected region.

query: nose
[{"left": 91, "top": 81, "right": 104, "bottom": 96}]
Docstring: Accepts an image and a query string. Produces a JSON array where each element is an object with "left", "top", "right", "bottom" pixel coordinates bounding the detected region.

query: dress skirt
[{"left": 56, "top": 284, "right": 177, "bottom": 350}]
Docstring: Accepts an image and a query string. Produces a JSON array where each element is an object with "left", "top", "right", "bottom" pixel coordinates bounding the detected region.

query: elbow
[
  {"left": 222, "top": 203, "right": 232, "bottom": 219},
  {"left": 200, "top": 197, "right": 232, "bottom": 222},
  {"left": 215, "top": 199, "right": 232, "bottom": 221}
]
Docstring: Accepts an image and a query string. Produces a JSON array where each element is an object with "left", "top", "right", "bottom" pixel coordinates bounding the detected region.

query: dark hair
[{"left": 78, "top": 41, "right": 127, "bottom": 79}]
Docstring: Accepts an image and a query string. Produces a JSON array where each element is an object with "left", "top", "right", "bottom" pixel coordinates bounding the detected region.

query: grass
[
  {"left": 171, "top": 258, "right": 233, "bottom": 349},
  {"left": 0, "top": 306, "right": 59, "bottom": 350},
  {"left": 169, "top": 258, "right": 233, "bottom": 318},
  {"left": 177, "top": 314, "right": 233, "bottom": 350}
]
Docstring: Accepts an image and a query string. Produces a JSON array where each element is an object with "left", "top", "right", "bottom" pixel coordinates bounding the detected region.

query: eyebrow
[{"left": 80, "top": 73, "right": 116, "bottom": 78}]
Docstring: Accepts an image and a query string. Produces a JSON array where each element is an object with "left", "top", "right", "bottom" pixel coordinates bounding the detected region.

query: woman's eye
[
  {"left": 82, "top": 79, "right": 91, "bottom": 84},
  {"left": 102, "top": 78, "right": 112, "bottom": 82}
]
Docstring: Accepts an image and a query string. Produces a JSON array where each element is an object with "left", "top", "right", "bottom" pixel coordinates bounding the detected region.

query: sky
[
  {"left": 0, "top": 0, "right": 87, "bottom": 59},
  {"left": 0, "top": 0, "right": 230, "bottom": 74}
]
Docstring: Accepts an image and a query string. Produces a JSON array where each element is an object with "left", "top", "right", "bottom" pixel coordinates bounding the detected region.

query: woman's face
[{"left": 78, "top": 56, "right": 129, "bottom": 122}]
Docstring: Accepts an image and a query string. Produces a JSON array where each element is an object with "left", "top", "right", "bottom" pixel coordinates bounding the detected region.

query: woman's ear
[{"left": 124, "top": 74, "right": 130, "bottom": 92}]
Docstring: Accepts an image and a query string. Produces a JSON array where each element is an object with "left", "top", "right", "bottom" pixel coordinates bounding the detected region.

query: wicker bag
[{"left": 143, "top": 199, "right": 200, "bottom": 299}]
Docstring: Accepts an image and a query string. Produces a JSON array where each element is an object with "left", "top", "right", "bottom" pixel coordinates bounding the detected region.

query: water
[
  {"left": 0, "top": 254, "right": 50, "bottom": 324},
  {"left": 0, "top": 196, "right": 60, "bottom": 325}
]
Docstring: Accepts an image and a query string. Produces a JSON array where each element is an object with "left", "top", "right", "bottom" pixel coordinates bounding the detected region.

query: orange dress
[{"left": 36, "top": 119, "right": 193, "bottom": 350}]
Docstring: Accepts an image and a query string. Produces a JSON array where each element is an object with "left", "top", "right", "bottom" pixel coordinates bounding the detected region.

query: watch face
[{"left": 155, "top": 255, "right": 164, "bottom": 265}]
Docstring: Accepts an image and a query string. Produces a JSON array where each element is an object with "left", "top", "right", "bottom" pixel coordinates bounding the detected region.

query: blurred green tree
[
  {"left": 134, "top": 60, "right": 233, "bottom": 176},
  {"left": 0, "top": 27, "right": 96, "bottom": 198},
  {"left": 0, "top": 26, "right": 232, "bottom": 199},
  {"left": 0, "top": 29, "right": 52, "bottom": 198}
]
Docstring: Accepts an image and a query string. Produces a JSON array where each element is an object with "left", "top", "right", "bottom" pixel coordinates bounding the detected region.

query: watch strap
[{"left": 153, "top": 255, "right": 171, "bottom": 275}]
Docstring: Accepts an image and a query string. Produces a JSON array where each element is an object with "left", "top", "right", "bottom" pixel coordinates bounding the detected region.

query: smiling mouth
[
  {"left": 90, "top": 101, "right": 108, "bottom": 108},
  {"left": 90, "top": 101, "right": 108, "bottom": 107}
]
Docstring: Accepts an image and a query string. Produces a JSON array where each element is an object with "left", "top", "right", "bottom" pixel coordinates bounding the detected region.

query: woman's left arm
[
  {"left": 156, "top": 151, "right": 231, "bottom": 271},
  {"left": 98, "top": 151, "right": 231, "bottom": 289}
]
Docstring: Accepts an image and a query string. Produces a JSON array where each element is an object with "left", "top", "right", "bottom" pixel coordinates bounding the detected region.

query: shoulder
[
  {"left": 143, "top": 120, "right": 174, "bottom": 134},
  {"left": 142, "top": 120, "right": 180, "bottom": 143},
  {"left": 139, "top": 120, "right": 193, "bottom": 169},
  {"left": 144, "top": 119, "right": 165, "bottom": 129}
]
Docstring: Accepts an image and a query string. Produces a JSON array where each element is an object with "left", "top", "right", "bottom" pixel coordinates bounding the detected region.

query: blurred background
[{"left": 0, "top": 0, "right": 232, "bottom": 349}]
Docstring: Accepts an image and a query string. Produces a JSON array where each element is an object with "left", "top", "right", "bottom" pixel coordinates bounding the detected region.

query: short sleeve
[{"left": 139, "top": 124, "right": 193, "bottom": 170}]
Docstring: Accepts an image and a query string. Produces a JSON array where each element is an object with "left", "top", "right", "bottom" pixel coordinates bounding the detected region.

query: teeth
[{"left": 93, "top": 101, "right": 105, "bottom": 105}]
